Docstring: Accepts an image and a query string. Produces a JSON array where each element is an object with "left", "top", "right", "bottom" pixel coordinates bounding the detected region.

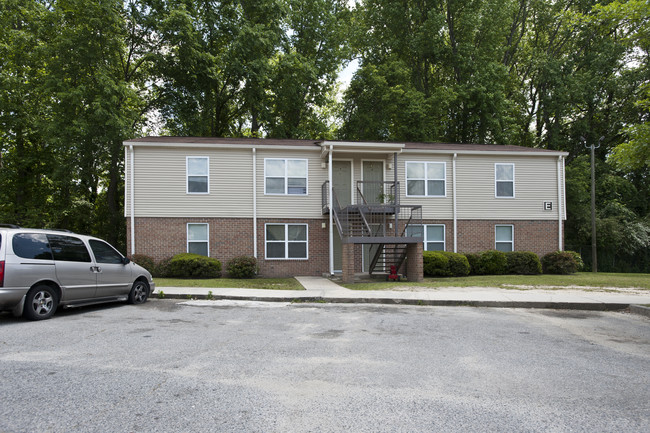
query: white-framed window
[
  {"left": 265, "top": 223, "right": 308, "bottom": 259},
  {"left": 187, "top": 157, "right": 209, "bottom": 194},
  {"left": 495, "top": 225, "right": 514, "bottom": 252},
  {"left": 407, "top": 224, "right": 445, "bottom": 251},
  {"left": 265, "top": 158, "right": 308, "bottom": 195},
  {"left": 406, "top": 162, "right": 446, "bottom": 197},
  {"left": 495, "top": 163, "right": 515, "bottom": 198},
  {"left": 187, "top": 223, "right": 209, "bottom": 256}
]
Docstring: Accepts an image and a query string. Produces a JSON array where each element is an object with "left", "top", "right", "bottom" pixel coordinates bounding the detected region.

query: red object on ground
[{"left": 387, "top": 265, "right": 399, "bottom": 281}]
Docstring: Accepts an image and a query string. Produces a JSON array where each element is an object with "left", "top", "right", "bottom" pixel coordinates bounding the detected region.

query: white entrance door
[
  {"left": 362, "top": 161, "right": 384, "bottom": 272},
  {"left": 332, "top": 161, "right": 352, "bottom": 272}
]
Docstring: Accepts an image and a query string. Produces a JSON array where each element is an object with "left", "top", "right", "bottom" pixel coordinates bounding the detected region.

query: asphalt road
[{"left": 0, "top": 300, "right": 649, "bottom": 433}]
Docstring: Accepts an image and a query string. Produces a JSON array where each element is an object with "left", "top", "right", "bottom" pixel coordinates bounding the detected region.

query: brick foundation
[
  {"left": 127, "top": 217, "right": 562, "bottom": 277},
  {"left": 127, "top": 217, "right": 329, "bottom": 278}
]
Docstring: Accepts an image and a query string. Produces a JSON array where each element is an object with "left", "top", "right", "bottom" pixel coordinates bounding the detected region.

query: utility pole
[{"left": 582, "top": 136, "right": 603, "bottom": 272}]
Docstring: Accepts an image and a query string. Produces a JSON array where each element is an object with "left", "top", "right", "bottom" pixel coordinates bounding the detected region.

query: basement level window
[
  {"left": 187, "top": 223, "right": 209, "bottom": 256},
  {"left": 265, "top": 224, "right": 308, "bottom": 259},
  {"left": 495, "top": 225, "right": 514, "bottom": 252}
]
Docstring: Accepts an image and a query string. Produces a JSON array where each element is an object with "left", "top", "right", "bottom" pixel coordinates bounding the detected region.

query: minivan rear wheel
[
  {"left": 23, "top": 285, "right": 58, "bottom": 320},
  {"left": 128, "top": 280, "right": 149, "bottom": 304}
]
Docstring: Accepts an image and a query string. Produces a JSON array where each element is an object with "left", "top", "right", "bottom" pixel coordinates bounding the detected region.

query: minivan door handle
[{"left": 89, "top": 266, "right": 102, "bottom": 273}]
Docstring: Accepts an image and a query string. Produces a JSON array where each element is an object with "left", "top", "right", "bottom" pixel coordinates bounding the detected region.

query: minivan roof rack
[
  {"left": 0, "top": 224, "right": 21, "bottom": 228},
  {"left": 49, "top": 228, "right": 74, "bottom": 233}
]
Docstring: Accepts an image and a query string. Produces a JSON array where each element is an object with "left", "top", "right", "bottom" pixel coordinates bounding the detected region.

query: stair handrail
[{"left": 369, "top": 243, "right": 385, "bottom": 273}]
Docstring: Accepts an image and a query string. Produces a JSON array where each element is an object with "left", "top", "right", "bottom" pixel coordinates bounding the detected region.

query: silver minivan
[{"left": 0, "top": 226, "right": 155, "bottom": 320}]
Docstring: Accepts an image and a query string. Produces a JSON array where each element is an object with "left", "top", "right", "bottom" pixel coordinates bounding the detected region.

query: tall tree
[{"left": 0, "top": 0, "right": 57, "bottom": 227}]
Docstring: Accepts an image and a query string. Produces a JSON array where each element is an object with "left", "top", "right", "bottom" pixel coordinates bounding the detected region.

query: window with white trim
[
  {"left": 187, "top": 223, "right": 209, "bottom": 256},
  {"left": 265, "top": 224, "right": 308, "bottom": 259},
  {"left": 407, "top": 224, "right": 445, "bottom": 251},
  {"left": 265, "top": 159, "right": 308, "bottom": 195},
  {"left": 187, "top": 157, "right": 209, "bottom": 194},
  {"left": 406, "top": 162, "right": 446, "bottom": 197},
  {"left": 495, "top": 225, "right": 514, "bottom": 252},
  {"left": 495, "top": 163, "right": 514, "bottom": 198}
]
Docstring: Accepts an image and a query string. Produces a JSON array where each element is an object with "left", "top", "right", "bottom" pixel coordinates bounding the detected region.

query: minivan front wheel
[
  {"left": 23, "top": 285, "right": 58, "bottom": 320},
  {"left": 128, "top": 280, "right": 149, "bottom": 304}
]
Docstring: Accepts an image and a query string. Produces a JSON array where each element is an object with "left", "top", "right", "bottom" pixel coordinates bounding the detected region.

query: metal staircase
[{"left": 322, "top": 180, "right": 422, "bottom": 276}]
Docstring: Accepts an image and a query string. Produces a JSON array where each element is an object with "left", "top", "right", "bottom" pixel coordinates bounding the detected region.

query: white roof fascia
[
  {"left": 123, "top": 141, "right": 318, "bottom": 151},
  {"left": 401, "top": 148, "right": 570, "bottom": 157},
  {"left": 320, "top": 141, "right": 405, "bottom": 158}
]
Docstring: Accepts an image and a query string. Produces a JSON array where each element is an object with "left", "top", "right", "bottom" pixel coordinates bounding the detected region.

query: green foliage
[
  {"left": 423, "top": 251, "right": 449, "bottom": 277},
  {"left": 153, "top": 257, "right": 173, "bottom": 278},
  {"left": 166, "top": 253, "right": 222, "bottom": 279},
  {"left": 478, "top": 250, "right": 508, "bottom": 276},
  {"left": 464, "top": 253, "right": 481, "bottom": 276},
  {"left": 505, "top": 252, "right": 542, "bottom": 275},
  {"left": 440, "top": 252, "right": 471, "bottom": 277},
  {"left": 131, "top": 254, "right": 155, "bottom": 275},
  {"left": 565, "top": 251, "right": 585, "bottom": 272},
  {"left": 423, "top": 251, "right": 470, "bottom": 277},
  {"left": 227, "top": 256, "right": 259, "bottom": 279},
  {"left": 541, "top": 251, "right": 579, "bottom": 275},
  {"left": 465, "top": 251, "right": 508, "bottom": 275}
]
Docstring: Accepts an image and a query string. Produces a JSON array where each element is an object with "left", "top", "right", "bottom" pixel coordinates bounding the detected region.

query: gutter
[
  {"left": 253, "top": 148, "right": 257, "bottom": 258},
  {"left": 328, "top": 144, "right": 333, "bottom": 275},
  {"left": 130, "top": 144, "right": 135, "bottom": 256},
  {"left": 557, "top": 155, "right": 564, "bottom": 251},
  {"left": 453, "top": 153, "right": 458, "bottom": 253}
]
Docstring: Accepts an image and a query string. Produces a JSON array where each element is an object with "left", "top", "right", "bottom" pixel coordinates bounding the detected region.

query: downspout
[
  {"left": 253, "top": 148, "right": 257, "bottom": 258},
  {"left": 394, "top": 152, "right": 398, "bottom": 236},
  {"left": 328, "top": 145, "right": 334, "bottom": 275},
  {"left": 557, "top": 155, "right": 563, "bottom": 251},
  {"left": 129, "top": 144, "right": 135, "bottom": 256},
  {"left": 453, "top": 153, "right": 458, "bottom": 253}
]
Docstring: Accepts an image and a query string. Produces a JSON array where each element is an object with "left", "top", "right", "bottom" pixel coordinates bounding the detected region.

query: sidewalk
[{"left": 152, "top": 276, "right": 650, "bottom": 315}]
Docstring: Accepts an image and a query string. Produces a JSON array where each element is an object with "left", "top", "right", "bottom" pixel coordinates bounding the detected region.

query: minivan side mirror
[{"left": 122, "top": 257, "right": 131, "bottom": 265}]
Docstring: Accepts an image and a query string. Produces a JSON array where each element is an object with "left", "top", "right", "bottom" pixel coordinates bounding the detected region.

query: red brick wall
[
  {"left": 127, "top": 217, "right": 563, "bottom": 277},
  {"left": 418, "top": 219, "right": 561, "bottom": 257},
  {"left": 127, "top": 217, "right": 329, "bottom": 277}
]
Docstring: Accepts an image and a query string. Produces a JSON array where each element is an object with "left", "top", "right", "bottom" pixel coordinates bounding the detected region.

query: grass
[
  {"left": 341, "top": 272, "right": 650, "bottom": 291},
  {"left": 154, "top": 277, "right": 305, "bottom": 291}
]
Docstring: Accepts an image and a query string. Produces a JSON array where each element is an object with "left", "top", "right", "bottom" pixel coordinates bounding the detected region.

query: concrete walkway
[{"left": 153, "top": 276, "right": 650, "bottom": 314}]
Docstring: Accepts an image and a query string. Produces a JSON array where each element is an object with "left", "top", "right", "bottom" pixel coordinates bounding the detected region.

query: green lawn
[
  {"left": 341, "top": 272, "right": 650, "bottom": 291},
  {"left": 154, "top": 277, "right": 304, "bottom": 290}
]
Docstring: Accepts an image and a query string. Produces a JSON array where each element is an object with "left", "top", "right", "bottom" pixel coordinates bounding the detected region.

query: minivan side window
[
  {"left": 47, "top": 235, "right": 91, "bottom": 262},
  {"left": 89, "top": 240, "right": 124, "bottom": 264},
  {"left": 12, "top": 233, "right": 54, "bottom": 260}
]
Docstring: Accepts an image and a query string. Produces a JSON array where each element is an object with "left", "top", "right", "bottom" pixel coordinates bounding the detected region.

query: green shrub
[
  {"left": 166, "top": 253, "right": 222, "bottom": 278},
  {"left": 227, "top": 256, "right": 258, "bottom": 278},
  {"left": 464, "top": 253, "right": 481, "bottom": 275},
  {"left": 477, "top": 250, "right": 508, "bottom": 275},
  {"left": 423, "top": 251, "right": 449, "bottom": 277},
  {"left": 505, "top": 251, "right": 542, "bottom": 275},
  {"left": 131, "top": 254, "right": 155, "bottom": 274},
  {"left": 423, "top": 251, "right": 470, "bottom": 277},
  {"left": 542, "top": 251, "right": 579, "bottom": 275},
  {"left": 153, "top": 257, "right": 172, "bottom": 278},
  {"left": 440, "top": 251, "right": 471, "bottom": 277},
  {"left": 565, "top": 250, "right": 585, "bottom": 272}
]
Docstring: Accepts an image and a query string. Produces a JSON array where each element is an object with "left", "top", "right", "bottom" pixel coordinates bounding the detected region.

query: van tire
[
  {"left": 23, "top": 285, "right": 58, "bottom": 320},
  {"left": 128, "top": 280, "right": 149, "bottom": 304}
]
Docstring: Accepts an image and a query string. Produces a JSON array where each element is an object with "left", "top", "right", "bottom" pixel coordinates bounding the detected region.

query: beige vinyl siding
[
  {"left": 397, "top": 154, "right": 454, "bottom": 219},
  {"left": 130, "top": 146, "right": 255, "bottom": 217},
  {"left": 455, "top": 155, "right": 560, "bottom": 220},
  {"left": 256, "top": 149, "right": 325, "bottom": 218}
]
